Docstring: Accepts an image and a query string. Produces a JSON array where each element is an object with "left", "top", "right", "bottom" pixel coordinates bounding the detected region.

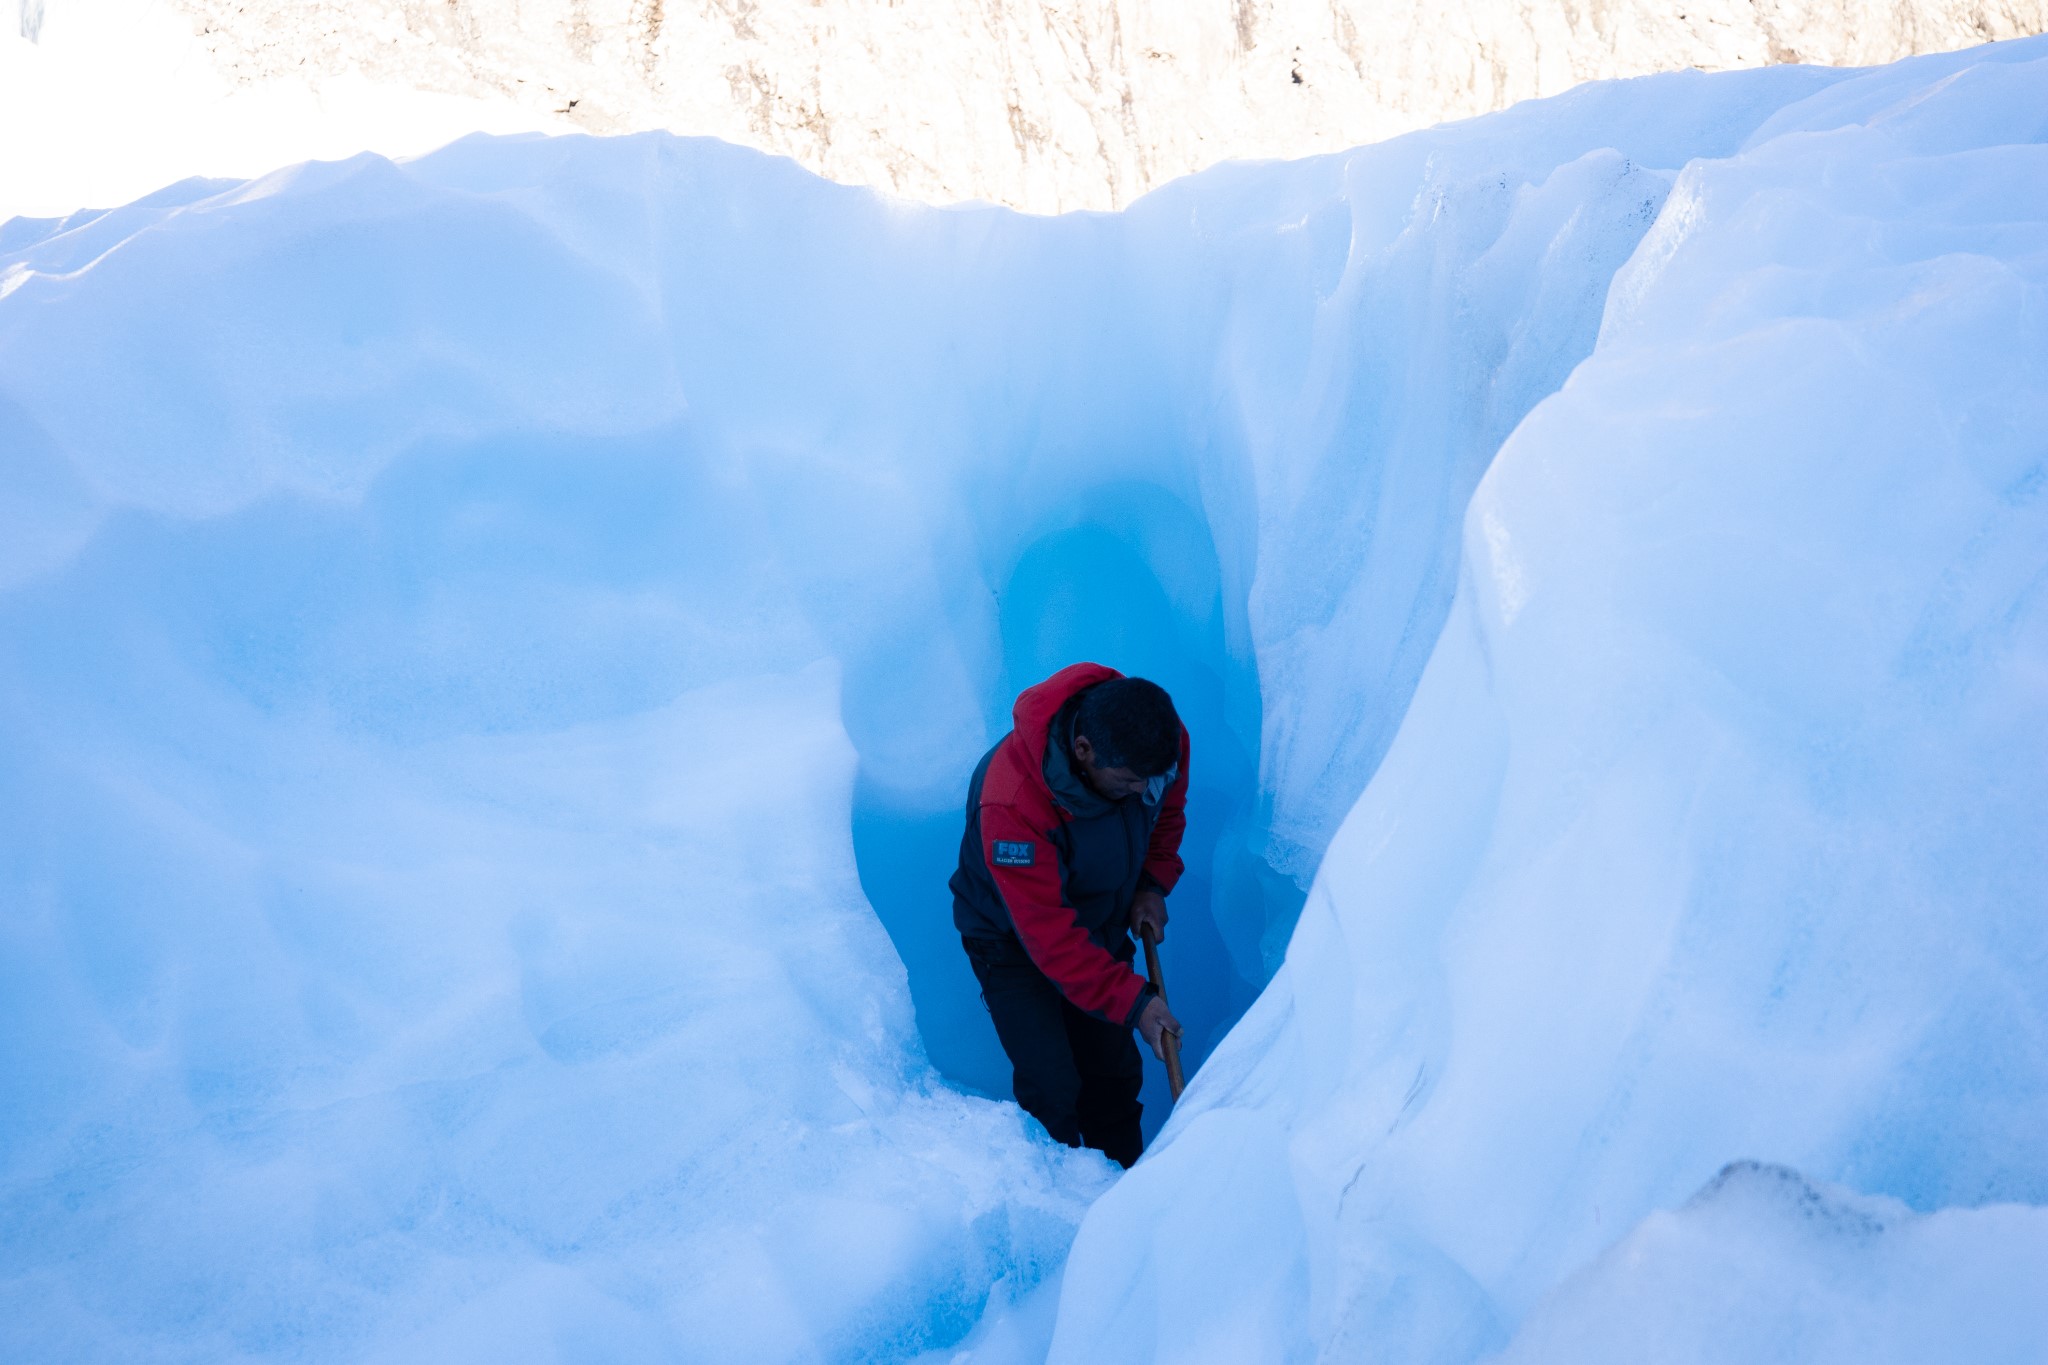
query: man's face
[{"left": 1070, "top": 733, "right": 1150, "bottom": 800}]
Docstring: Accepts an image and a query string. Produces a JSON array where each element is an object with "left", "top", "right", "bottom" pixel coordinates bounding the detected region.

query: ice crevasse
[{"left": 1, "top": 33, "right": 2045, "bottom": 1365}]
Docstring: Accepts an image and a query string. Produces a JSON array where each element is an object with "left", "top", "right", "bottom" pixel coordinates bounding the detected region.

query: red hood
[{"left": 1010, "top": 662, "right": 1123, "bottom": 772}]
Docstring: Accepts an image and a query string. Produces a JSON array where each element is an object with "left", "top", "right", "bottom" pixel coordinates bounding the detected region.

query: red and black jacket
[{"left": 950, "top": 663, "right": 1190, "bottom": 1026}]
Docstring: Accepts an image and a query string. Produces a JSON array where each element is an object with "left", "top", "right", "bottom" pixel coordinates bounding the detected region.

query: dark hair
[{"left": 1073, "top": 677, "right": 1180, "bottom": 776}]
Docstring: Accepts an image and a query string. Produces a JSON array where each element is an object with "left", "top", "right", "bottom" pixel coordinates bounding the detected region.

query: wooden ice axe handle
[{"left": 1140, "top": 925, "right": 1185, "bottom": 1100}]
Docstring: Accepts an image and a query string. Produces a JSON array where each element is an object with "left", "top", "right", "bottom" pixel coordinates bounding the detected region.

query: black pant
[{"left": 963, "top": 935, "right": 1145, "bottom": 1168}]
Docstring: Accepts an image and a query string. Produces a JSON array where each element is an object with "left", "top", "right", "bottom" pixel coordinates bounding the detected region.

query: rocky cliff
[{"left": 169, "top": 0, "right": 2046, "bottom": 211}]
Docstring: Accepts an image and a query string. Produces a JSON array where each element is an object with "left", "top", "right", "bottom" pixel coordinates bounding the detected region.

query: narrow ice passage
[
  {"left": 850, "top": 483, "right": 1279, "bottom": 1131},
  {"left": 4, "top": 36, "right": 2045, "bottom": 1365}
]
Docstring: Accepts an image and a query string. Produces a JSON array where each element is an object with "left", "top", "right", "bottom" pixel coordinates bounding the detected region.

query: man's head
[{"left": 1070, "top": 677, "right": 1180, "bottom": 800}]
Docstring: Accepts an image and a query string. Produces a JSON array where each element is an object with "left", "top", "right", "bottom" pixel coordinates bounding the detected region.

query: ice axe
[{"left": 1139, "top": 925, "right": 1185, "bottom": 1100}]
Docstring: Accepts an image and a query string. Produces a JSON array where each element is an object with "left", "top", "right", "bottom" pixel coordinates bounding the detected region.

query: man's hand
[
  {"left": 1137, "top": 995, "right": 1182, "bottom": 1063},
  {"left": 1130, "top": 887, "right": 1169, "bottom": 943}
]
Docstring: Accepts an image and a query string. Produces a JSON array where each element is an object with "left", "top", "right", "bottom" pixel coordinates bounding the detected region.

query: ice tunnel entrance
[{"left": 851, "top": 485, "right": 1300, "bottom": 1136}]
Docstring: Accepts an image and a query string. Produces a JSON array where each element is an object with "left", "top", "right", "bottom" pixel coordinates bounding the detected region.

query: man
[{"left": 950, "top": 662, "right": 1188, "bottom": 1168}]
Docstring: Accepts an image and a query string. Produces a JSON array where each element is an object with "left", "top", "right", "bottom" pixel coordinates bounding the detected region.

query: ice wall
[{"left": 1050, "top": 37, "right": 2048, "bottom": 1365}]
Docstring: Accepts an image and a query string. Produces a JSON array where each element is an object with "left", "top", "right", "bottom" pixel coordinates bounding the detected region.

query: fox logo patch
[{"left": 991, "top": 840, "right": 1036, "bottom": 867}]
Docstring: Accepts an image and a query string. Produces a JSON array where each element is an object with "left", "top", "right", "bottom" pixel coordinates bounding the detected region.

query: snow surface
[{"left": 2, "top": 29, "right": 2045, "bottom": 1365}]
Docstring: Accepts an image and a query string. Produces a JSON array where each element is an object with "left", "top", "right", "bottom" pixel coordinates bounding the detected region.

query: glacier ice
[
  {"left": 1049, "top": 35, "right": 2048, "bottom": 1365},
  {"left": 2, "top": 30, "right": 2045, "bottom": 1365}
]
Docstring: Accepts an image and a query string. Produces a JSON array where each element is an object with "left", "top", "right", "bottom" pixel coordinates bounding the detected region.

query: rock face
[{"left": 168, "top": 0, "right": 2046, "bottom": 211}]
